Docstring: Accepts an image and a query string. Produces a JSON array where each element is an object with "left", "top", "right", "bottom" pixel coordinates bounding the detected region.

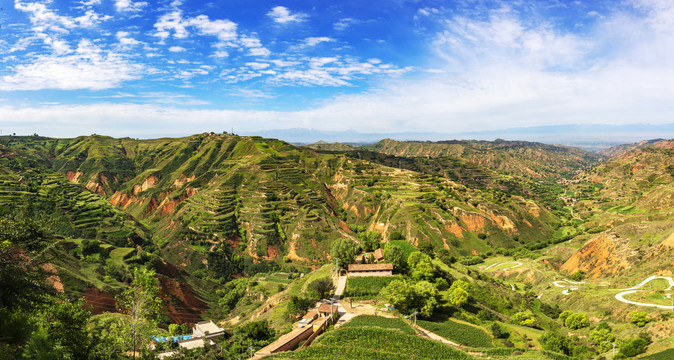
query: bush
[
  {"left": 308, "top": 277, "right": 334, "bottom": 300},
  {"left": 618, "top": 338, "right": 648, "bottom": 358},
  {"left": 629, "top": 311, "right": 649, "bottom": 327},
  {"left": 565, "top": 313, "right": 589, "bottom": 330},
  {"left": 540, "top": 331, "right": 573, "bottom": 356},
  {"left": 512, "top": 310, "right": 536, "bottom": 327},
  {"left": 490, "top": 323, "right": 509, "bottom": 339}
]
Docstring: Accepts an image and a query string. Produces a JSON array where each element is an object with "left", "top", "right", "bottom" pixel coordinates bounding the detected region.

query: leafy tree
[
  {"left": 629, "top": 311, "right": 649, "bottom": 327},
  {"left": 169, "top": 324, "right": 181, "bottom": 336},
  {"left": 618, "top": 338, "right": 648, "bottom": 358},
  {"left": 308, "top": 277, "right": 334, "bottom": 300},
  {"left": 407, "top": 252, "right": 434, "bottom": 281},
  {"left": 417, "top": 241, "right": 434, "bottom": 257},
  {"left": 447, "top": 285, "right": 469, "bottom": 307},
  {"left": 285, "top": 296, "right": 314, "bottom": 318},
  {"left": 512, "top": 310, "right": 536, "bottom": 327},
  {"left": 81, "top": 239, "right": 101, "bottom": 256},
  {"left": 380, "top": 279, "right": 416, "bottom": 314},
  {"left": 331, "top": 238, "right": 358, "bottom": 269},
  {"left": 413, "top": 281, "right": 438, "bottom": 317},
  {"left": 117, "top": 267, "right": 162, "bottom": 360},
  {"left": 540, "top": 331, "right": 572, "bottom": 356},
  {"left": 384, "top": 244, "right": 405, "bottom": 271},
  {"left": 236, "top": 320, "right": 275, "bottom": 342},
  {"left": 87, "top": 314, "right": 128, "bottom": 360},
  {"left": 565, "top": 312, "right": 589, "bottom": 330},
  {"left": 359, "top": 231, "right": 381, "bottom": 252},
  {"left": 589, "top": 328, "right": 615, "bottom": 353},
  {"left": 490, "top": 323, "right": 509, "bottom": 339}
]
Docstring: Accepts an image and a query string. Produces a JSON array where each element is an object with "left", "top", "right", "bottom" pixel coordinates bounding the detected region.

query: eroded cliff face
[{"left": 560, "top": 232, "right": 636, "bottom": 278}]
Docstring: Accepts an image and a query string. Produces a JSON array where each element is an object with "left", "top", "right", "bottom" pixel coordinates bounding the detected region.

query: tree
[
  {"left": 308, "top": 277, "right": 334, "bottom": 300},
  {"left": 417, "top": 241, "right": 434, "bottom": 257},
  {"left": 331, "top": 238, "right": 358, "bottom": 269},
  {"left": 512, "top": 310, "right": 536, "bottom": 327},
  {"left": 490, "top": 323, "right": 509, "bottom": 339},
  {"left": 565, "top": 312, "right": 589, "bottom": 330},
  {"left": 447, "top": 282, "right": 469, "bottom": 307},
  {"left": 618, "top": 338, "right": 648, "bottom": 358},
  {"left": 413, "top": 281, "right": 438, "bottom": 317},
  {"left": 407, "top": 252, "right": 434, "bottom": 281},
  {"left": 384, "top": 244, "right": 405, "bottom": 271},
  {"left": 629, "top": 311, "right": 649, "bottom": 327},
  {"left": 589, "top": 328, "right": 615, "bottom": 353},
  {"left": 540, "top": 331, "right": 572, "bottom": 356},
  {"left": 380, "top": 279, "right": 416, "bottom": 314},
  {"left": 117, "top": 267, "right": 162, "bottom": 360},
  {"left": 359, "top": 231, "right": 381, "bottom": 252}
]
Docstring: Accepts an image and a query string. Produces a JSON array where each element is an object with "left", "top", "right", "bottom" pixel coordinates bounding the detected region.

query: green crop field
[
  {"left": 340, "top": 315, "right": 416, "bottom": 335},
  {"left": 343, "top": 276, "right": 402, "bottom": 299},
  {"left": 271, "top": 327, "right": 473, "bottom": 360},
  {"left": 417, "top": 319, "right": 493, "bottom": 348}
]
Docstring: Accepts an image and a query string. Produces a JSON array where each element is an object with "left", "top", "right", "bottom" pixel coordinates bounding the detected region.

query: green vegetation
[
  {"left": 343, "top": 276, "right": 402, "bottom": 299},
  {"left": 417, "top": 319, "right": 493, "bottom": 348},
  {"left": 339, "top": 315, "right": 416, "bottom": 335},
  {"left": 273, "top": 327, "right": 473, "bottom": 360}
]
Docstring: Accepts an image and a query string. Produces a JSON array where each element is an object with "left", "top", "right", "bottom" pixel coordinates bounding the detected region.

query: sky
[{"left": 0, "top": 0, "right": 673, "bottom": 139}]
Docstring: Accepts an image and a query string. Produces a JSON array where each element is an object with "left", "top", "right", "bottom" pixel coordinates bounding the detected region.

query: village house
[{"left": 347, "top": 263, "right": 393, "bottom": 277}]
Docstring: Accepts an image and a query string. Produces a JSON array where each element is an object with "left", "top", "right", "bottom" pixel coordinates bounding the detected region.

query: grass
[
  {"left": 343, "top": 276, "right": 402, "bottom": 299},
  {"left": 417, "top": 319, "right": 493, "bottom": 348},
  {"left": 339, "top": 315, "right": 416, "bottom": 335}
]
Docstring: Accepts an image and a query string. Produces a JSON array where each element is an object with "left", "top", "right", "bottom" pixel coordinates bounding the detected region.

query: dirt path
[{"left": 413, "top": 324, "right": 463, "bottom": 347}]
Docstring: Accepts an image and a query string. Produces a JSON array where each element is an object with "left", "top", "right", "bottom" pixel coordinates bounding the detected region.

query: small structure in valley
[
  {"left": 347, "top": 263, "right": 393, "bottom": 277},
  {"left": 373, "top": 248, "right": 385, "bottom": 262}
]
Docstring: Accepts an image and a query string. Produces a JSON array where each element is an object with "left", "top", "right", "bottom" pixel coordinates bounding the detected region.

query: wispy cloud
[
  {"left": 267, "top": 6, "right": 307, "bottom": 24},
  {"left": 302, "top": 37, "right": 335, "bottom": 47},
  {"left": 114, "top": 0, "right": 148, "bottom": 12}
]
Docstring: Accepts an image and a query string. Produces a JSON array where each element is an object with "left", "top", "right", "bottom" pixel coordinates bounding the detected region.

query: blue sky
[{"left": 0, "top": 0, "right": 673, "bottom": 138}]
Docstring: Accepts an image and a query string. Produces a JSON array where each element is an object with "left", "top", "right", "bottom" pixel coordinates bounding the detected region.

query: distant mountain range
[{"left": 244, "top": 123, "right": 674, "bottom": 151}]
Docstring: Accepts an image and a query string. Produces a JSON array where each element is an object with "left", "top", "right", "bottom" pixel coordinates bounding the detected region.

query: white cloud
[
  {"left": 246, "top": 62, "right": 270, "bottom": 70},
  {"left": 0, "top": 40, "right": 143, "bottom": 90},
  {"left": 115, "top": 0, "right": 148, "bottom": 12},
  {"left": 267, "top": 6, "right": 307, "bottom": 24},
  {"left": 333, "top": 18, "right": 357, "bottom": 31},
  {"left": 15, "top": 1, "right": 111, "bottom": 32},
  {"left": 211, "top": 50, "right": 229, "bottom": 58},
  {"left": 169, "top": 46, "right": 186, "bottom": 52},
  {"left": 116, "top": 31, "right": 141, "bottom": 47},
  {"left": 302, "top": 37, "right": 335, "bottom": 47}
]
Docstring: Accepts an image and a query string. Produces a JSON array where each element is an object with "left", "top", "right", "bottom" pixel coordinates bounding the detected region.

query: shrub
[
  {"left": 512, "top": 310, "right": 536, "bottom": 327},
  {"left": 618, "top": 338, "right": 648, "bottom": 358},
  {"left": 539, "top": 331, "right": 573, "bottom": 356},
  {"left": 565, "top": 313, "right": 589, "bottom": 330},
  {"left": 490, "top": 322, "right": 509, "bottom": 339},
  {"left": 629, "top": 311, "right": 649, "bottom": 327}
]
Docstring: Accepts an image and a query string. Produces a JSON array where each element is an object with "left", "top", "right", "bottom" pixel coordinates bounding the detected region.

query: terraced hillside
[
  {"left": 362, "top": 138, "right": 603, "bottom": 179},
  {"left": 559, "top": 139, "right": 674, "bottom": 280}
]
